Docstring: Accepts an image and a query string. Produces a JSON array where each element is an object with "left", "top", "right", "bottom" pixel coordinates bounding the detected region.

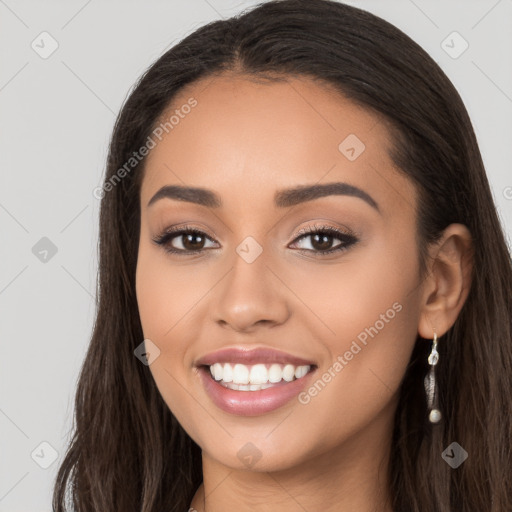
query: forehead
[{"left": 140, "top": 73, "right": 416, "bottom": 216}]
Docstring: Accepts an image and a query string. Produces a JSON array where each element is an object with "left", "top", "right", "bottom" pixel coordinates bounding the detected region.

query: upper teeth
[{"left": 209, "top": 363, "right": 311, "bottom": 384}]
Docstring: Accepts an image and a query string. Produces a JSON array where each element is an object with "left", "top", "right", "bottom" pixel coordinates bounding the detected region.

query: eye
[
  {"left": 289, "top": 223, "right": 358, "bottom": 256},
  {"left": 152, "top": 223, "right": 358, "bottom": 257},
  {"left": 152, "top": 225, "right": 218, "bottom": 255}
]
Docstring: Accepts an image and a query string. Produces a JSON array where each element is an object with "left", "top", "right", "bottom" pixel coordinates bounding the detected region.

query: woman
[{"left": 52, "top": 1, "right": 512, "bottom": 511}]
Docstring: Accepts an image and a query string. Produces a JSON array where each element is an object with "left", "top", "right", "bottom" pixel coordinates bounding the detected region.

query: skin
[{"left": 135, "top": 73, "right": 473, "bottom": 512}]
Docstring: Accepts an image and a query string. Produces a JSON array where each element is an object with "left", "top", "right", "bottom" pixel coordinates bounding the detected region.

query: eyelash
[{"left": 152, "top": 223, "right": 358, "bottom": 258}]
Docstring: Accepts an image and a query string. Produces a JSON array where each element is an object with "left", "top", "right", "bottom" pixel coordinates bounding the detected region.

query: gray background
[{"left": 1, "top": 1, "right": 511, "bottom": 510}]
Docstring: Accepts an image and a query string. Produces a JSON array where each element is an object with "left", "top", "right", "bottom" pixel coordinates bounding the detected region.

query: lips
[
  {"left": 195, "top": 347, "right": 316, "bottom": 367},
  {"left": 197, "top": 365, "right": 316, "bottom": 416},
  {"left": 194, "top": 347, "right": 317, "bottom": 416}
]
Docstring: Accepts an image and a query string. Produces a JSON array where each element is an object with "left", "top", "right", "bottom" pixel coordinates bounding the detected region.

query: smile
[
  {"left": 198, "top": 363, "right": 317, "bottom": 416},
  {"left": 208, "top": 362, "right": 312, "bottom": 391}
]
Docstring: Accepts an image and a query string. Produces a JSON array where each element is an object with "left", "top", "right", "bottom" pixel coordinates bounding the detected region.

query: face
[{"left": 136, "top": 73, "right": 423, "bottom": 472}]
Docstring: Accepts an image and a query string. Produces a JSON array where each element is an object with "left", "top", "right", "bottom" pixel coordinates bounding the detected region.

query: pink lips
[
  {"left": 195, "top": 347, "right": 317, "bottom": 416},
  {"left": 195, "top": 347, "right": 316, "bottom": 367},
  {"left": 198, "top": 367, "right": 316, "bottom": 416}
]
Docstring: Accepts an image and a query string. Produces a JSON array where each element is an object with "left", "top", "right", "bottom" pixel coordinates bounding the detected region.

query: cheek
[
  {"left": 290, "top": 294, "right": 418, "bottom": 459},
  {"left": 135, "top": 271, "right": 188, "bottom": 435},
  {"left": 135, "top": 241, "right": 204, "bottom": 341},
  {"left": 286, "top": 240, "right": 421, "bottom": 442},
  {"left": 135, "top": 242, "right": 215, "bottom": 434},
  {"left": 279, "top": 228, "right": 419, "bottom": 350}
]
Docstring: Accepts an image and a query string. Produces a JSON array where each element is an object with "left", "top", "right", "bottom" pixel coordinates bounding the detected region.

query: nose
[{"left": 212, "top": 251, "right": 291, "bottom": 333}]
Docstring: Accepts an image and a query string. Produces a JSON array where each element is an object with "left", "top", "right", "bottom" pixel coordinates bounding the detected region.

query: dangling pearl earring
[{"left": 424, "top": 331, "right": 442, "bottom": 423}]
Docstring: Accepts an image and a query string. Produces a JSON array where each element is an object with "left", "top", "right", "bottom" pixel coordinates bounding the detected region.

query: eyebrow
[{"left": 147, "top": 182, "right": 380, "bottom": 212}]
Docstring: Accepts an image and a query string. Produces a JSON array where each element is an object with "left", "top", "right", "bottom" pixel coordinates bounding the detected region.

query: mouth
[
  {"left": 197, "top": 362, "right": 317, "bottom": 416},
  {"left": 203, "top": 362, "right": 315, "bottom": 391}
]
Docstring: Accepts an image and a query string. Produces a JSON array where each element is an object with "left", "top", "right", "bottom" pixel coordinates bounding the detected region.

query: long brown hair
[{"left": 52, "top": 1, "right": 512, "bottom": 511}]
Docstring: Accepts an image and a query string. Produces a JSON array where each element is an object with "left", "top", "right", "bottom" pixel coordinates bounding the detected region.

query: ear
[{"left": 417, "top": 223, "right": 474, "bottom": 339}]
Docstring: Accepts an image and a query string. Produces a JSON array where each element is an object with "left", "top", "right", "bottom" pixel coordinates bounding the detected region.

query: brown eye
[
  {"left": 181, "top": 232, "right": 207, "bottom": 251},
  {"left": 152, "top": 227, "right": 218, "bottom": 255},
  {"left": 308, "top": 232, "right": 339, "bottom": 251},
  {"left": 290, "top": 225, "right": 358, "bottom": 256}
]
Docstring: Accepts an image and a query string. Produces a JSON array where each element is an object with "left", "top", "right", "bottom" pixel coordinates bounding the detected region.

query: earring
[{"left": 424, "top": 331, "right": 442, "bottom": 423}]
